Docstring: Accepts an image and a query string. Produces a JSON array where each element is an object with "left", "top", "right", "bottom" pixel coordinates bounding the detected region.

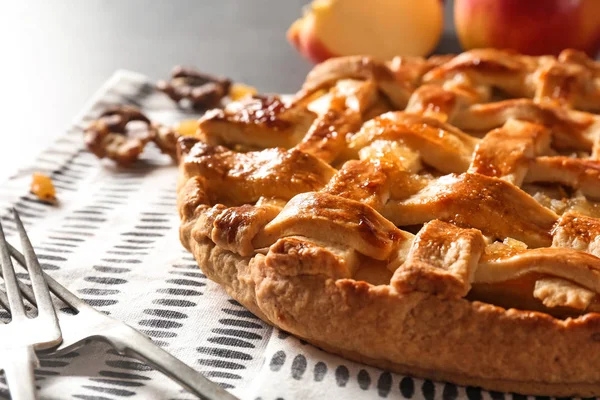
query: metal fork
[
  {"left": 4, "top": 223, "right": 237, "bottom": 400},
  {"left": 0, "top": 210, "right": 62, "bottom": 400}
]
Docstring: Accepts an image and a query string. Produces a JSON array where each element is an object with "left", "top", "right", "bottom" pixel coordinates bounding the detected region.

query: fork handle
[
  {"left": 2, "top": 346, "right": 39, "bottom": 400},
  {"left": 108, "top": 326, "right": 238, "bottom": 400}
]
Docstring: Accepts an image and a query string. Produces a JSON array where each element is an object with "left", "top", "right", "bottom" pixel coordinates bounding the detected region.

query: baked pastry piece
[{"left": 177, "top": 49, "right": 600, "bottom": 397}]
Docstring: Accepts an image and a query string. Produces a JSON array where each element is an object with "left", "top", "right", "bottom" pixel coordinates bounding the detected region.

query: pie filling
[{"left": 354, "top": 263, "right": 394, "bottom": 286}]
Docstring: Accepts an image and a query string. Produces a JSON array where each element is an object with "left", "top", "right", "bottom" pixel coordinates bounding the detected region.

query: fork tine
[
  {"left": 15, "top": 279, "right": 36, "bottom": 308},
  {"left": 7, "top": 242, "right": 87, "bottom": 310},
  {"left": 13, "top": 209, "right": 58, "bottom": 320},
  {"left": 0, "top": 287, "right": 10, "bottom": 311},
  {"left": 0, "top": 218, "right": 27, "bottom": 319},
  {"left": 0, "top": 258, "right": 38, "bottom": 310},
  {"left": 7, "top": 274, "right": 36, "bottom": 309}
]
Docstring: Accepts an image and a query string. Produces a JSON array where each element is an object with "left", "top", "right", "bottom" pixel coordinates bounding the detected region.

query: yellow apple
[
  {"left": 287, "top": 0, "right": 444, "bottom": 63},
  {"left": 455, "top": 0, "right": 600, "bottom": 56}
]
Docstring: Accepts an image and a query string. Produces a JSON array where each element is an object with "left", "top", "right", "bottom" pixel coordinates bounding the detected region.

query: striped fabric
[{"left": 0, "top": 71, "right": 537, "bottom": 400}]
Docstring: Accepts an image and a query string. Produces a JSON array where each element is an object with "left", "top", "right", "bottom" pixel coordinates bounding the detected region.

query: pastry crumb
[
  {"left": 229, "top": 83, "right": 258, "bottom": 101},
  {"left": 30, "top": 173, "right": 57, "bottom": 204},
  {"left": 173, "top": 119, "right": 199, "bottom": 138}
]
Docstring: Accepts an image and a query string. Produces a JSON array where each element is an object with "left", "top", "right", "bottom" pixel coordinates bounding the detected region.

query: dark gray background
[{"left": 0, "top": 1, "right": 458, "bottom": 176}]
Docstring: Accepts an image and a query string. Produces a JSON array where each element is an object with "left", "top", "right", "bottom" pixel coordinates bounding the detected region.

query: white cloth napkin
[{"left": 0, "top": 70, "right": 519, "bottom": 400}]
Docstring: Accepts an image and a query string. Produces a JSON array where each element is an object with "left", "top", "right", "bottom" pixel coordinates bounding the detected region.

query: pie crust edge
[{"left": 178, "top": 179, "right": 600, "bottom": 397}]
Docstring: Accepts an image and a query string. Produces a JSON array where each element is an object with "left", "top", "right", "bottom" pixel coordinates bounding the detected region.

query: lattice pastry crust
[{"left": 177, "top": 49, "right": 600, "bottom": 396}]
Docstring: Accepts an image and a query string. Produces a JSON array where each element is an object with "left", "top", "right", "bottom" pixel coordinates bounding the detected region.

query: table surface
[{"left": 0, "top": 1, "right": 459, "bottom": 180}]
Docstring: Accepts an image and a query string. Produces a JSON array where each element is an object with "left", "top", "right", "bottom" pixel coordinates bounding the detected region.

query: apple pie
[{"left": 177, "top": 48, "right": 600, "bottom": 396}]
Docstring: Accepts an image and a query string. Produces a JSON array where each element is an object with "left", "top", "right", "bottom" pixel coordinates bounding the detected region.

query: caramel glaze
[
  {"left": 552, "top": 212, "right": 600, "bottom": 242},
  {"left": 254, "top": 192, "right": 408, "bottom": 261},
  {"left": 213, "top": 204, "right": 256, "bottom": 245},
  {"left": 407, "top": 84, "right": 459, "bottom": 116},
  {"left": 180, "top": 138, "right": 336, "bottom": 206},
  {"left": 323, "top": 159, "right": 390, "bottom": 210},
  {"left": 537, "top": 63, "right": 581, "bottom": 107},
  {"left": 296, "top": 107, "right": 362, "bottom": 163},
  {"left": 385, "top": 173, "right": 559, "bottom": 248},
  {"left": 357, "top": 211, "right": 402, "bottom": 249},
  {"left": 470, "top": 120, "right": 550, "bottom": 180},
  {"left": 206, "top": 95, "right": 292, "bottom": 130}
]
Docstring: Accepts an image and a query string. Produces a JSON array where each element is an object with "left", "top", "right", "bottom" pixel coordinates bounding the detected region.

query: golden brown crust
[
  {"left": 253, "top": 192, "right": 408, "bottom": 260},
  {"left": 295, "top": 108, "right": 361, "bottom": 163},
  {"left": 349, "top": 112, "right": 479, "bottom": 174},
  {"left": 199, "top": 95, "right": 317, "bottom": 149},
  {"left": 392, "top": 220, "right": 485, "bottom": 298},
  {"left": 383, "top": 173, "right": 559, "bottom": 247},
  {"left": 552, "top": 211, "right": 600, "bottom": 257},
  {"left": 179, "top": 141, "right": 336, "bottom": 205},
  {"left": 424, "top": 48, "right": 600, "bottom": 112},
  {"left": 526, "top": 157, "right": 600, "bottom": 200},
  {"left": 322, "top": 160, "right": 390, "bottom": 210},
  {"left": 298, "top": 55, "right": 412, "bottom": 108},
  {"left": 452, "top": 99, "right": 600, "bottom": 150},
  {"left": 469, "top": 119, "right": 551, "bottom": 184}
]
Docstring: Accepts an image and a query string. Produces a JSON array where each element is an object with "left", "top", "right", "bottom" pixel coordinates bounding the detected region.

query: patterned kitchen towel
[{"left": 0, "top": 70, "right": 561, "bottom": 400}]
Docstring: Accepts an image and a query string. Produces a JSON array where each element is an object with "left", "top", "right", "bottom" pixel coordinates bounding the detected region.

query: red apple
[
  {"left": 454, "top": 0, "right": 600, "bottom": 57},
  {"left": 287, "top": 0, "right": 444, "bottom": 63},
  {"left": 288, "top": 13, "right": 334, "bottom": 64}
]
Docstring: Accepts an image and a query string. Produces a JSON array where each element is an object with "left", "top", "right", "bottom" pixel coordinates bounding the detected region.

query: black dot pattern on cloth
[
  {"left": 291, "top": 355, "right": 307, "bottom": 380},
  {"left": 335, "top": 365, "right": 350, "bottom": 387},
  {"left": 422, "top": 380, "right": 436, "bottom": 400},
  {"left": 358, "top": 369, "right": 371, "bottom": 390},
  {"left": 314, "top": 362, "right": 327, "bottom": 382},
  {"left": 467, "top": 386, "right": 483, "bottom": 400},
  {"left": 400, "top": 376, "right": 415, "bottom": 398},
  {"left": 377, "top": 372, "right": 392, "bottom": 397},
  {"left": 270, "top": 351, "right": 286, "bottom": 372},
  {"left": 490, "top": 391, "right": 505, "bottom": 400},
  {"left": 443, "top": 382, "right": 459, "bottom": 400}
]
